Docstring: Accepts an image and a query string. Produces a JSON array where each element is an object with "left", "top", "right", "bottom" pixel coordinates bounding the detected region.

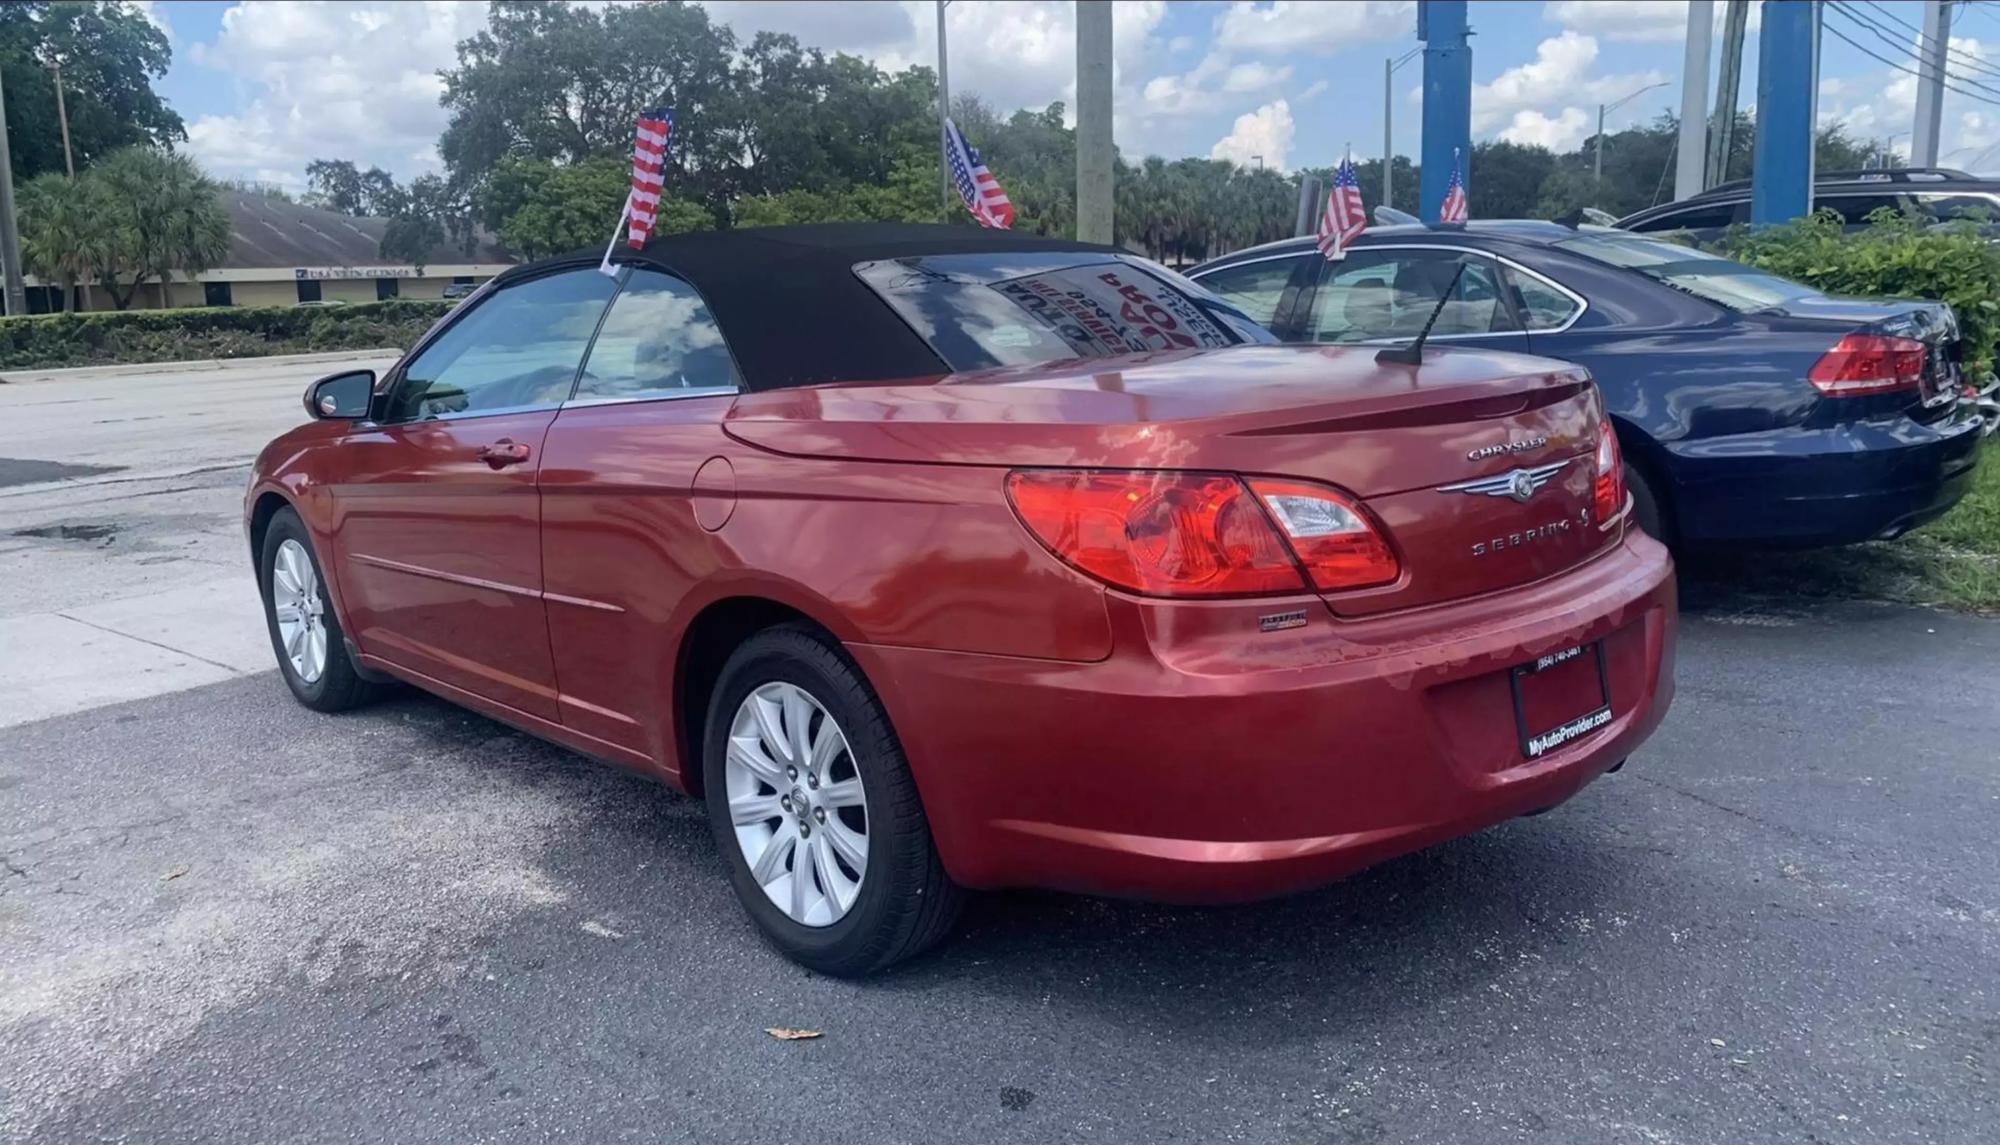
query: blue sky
[{"left": 136, "top": 1, "right": 2000, "bottom": 190}]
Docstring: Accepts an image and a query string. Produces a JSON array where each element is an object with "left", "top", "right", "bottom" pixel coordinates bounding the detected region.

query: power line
[
  {"left": 1822, "top": 7, "right": 2000, "bottom": 109},
  {"left": 1843, "top": 0, "right": 2000, "bottom": 83}
]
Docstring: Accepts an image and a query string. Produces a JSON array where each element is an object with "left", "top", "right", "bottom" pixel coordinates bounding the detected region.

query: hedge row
[{"left": 0, "top": 300, "right": 456, "bottom": 371}]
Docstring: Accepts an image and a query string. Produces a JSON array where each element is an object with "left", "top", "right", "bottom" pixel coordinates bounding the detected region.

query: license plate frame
[{"left": 1509, "top": 641, "right": 1613, "bottom": 760}]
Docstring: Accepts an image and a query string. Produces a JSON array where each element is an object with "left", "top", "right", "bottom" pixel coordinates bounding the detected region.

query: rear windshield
[
  {"left": 1555, "top": 232, "right": 1818, "bottom": 313},
  {"left": 854, "top": 253, "right": 1275, "bottom": 371}
]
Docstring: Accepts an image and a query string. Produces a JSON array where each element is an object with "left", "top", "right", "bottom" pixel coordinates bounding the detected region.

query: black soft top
[{"left": 502, "top": 223, "right": 1127, "bottom": 390}]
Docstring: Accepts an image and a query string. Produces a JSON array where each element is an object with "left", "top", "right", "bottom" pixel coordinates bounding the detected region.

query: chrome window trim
[
  {"left": 560, "top": 385, "right": 741, "bottom": 410},
  {"left": 1194, "top": 243, "right": 1588, "bottom": 338}
]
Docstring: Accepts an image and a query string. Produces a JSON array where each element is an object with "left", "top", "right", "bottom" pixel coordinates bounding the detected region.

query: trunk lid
[
  {"left": 1756, "top": 295, "right": 1964, "bottom": 419},
  {"left": 726, "top": 343, "right": 1617, "bottom": 614}
]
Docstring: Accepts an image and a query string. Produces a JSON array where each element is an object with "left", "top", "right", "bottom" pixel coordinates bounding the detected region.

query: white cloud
[
  {"left": 1471, "top": 32, "right": 1669, "bottom": 147},
  {"left": 1298, "top": 79, "right": 1330, "bottom": 103},
  {"left": 1821, "top": 33, "right": 2000, "bottom": 170},
  {"left": 1223, "top": 61, "right": 1293, "bottom": 94},
  {"left": 1542, "top": 1, "right": 1759, "bottom": 44},
  {"left": 1210, "top": 99, "right": 1294, "bottom": 171},
  {"left": 185, "top": 1, "right": 488, "bottom": 187},
  {"left": 1500, "top": 107, "right": 1592, "bottom": 150},
  {"left": 1214, "top": 1, "right": 1413, "bottom": 55}
]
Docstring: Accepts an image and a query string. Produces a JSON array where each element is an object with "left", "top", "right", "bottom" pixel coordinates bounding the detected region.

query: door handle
[{"left": 477, "top": 439, "right": 533, "bottom": 468}]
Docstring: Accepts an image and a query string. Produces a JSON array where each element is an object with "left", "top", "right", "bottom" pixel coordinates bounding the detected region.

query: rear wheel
[
  {"left": 703, "top": 624, "right": 962, "bottom": 975},
  {"left": 1624, "top": 462, "right": 1671, "bottom": 546},
  {"left": 260, "top": 507, "right": 376, "bottom": 712}
]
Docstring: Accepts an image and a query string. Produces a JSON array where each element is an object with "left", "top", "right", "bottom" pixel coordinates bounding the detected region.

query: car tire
[
  {"left": 1625, "top": 462, "right": 1671, "bottom": 546},
  {"left": 703, "top": 623, "right": 963, "bottom": 976},
  {"left": 259, "top": 506, "right": 377, "bottom": 713}
]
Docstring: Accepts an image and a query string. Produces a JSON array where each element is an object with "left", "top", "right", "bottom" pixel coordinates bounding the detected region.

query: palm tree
[
  {"left": 91, "top": 148, "right": 232, "bottom": 310},
  {"left": 18, "top": 173, "right": 110, "bottom": 312}
]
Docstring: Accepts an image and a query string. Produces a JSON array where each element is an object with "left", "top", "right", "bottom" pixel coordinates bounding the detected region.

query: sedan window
[
  {"left": 1555, "top": 232, "right": 1817, "bottom": 313},
  {"left": 1190, "top": 256, "right": 1306, "bottom": 328},
  {"left": 385, "top": 269, "right": 617, "bottom": 422},
  {"left": 575, "top": 270, "right": 739, "bottom": 402},
  {"left": 1302, "top": 249, "right": 1520, "bottom": 343},
  {"left": 1504, "top": 268, "right": 1582, "bottom": 331}
]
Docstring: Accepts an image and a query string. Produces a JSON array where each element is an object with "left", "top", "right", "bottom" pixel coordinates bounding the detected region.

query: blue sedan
[{"left": 1190, "top": 222, "right": 1984, "bottom": 548}]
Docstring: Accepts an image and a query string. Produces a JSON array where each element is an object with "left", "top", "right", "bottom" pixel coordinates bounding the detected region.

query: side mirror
[{"left": 304, "top": 370, "right": 375, "bottom": 420}]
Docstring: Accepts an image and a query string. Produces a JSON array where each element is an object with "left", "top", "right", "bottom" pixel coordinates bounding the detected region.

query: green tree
[
  {"left": 304, "top": 159, "right": 402, "bottom": 216},
  {"left": 89, "top": 147, "right": 231, "bottom": 309},
  {"left": 0, "top": 1, "right": 182, "bottom": 181},
  {"left": 477, "top": 156, "right": 709, "bottom": 258},
  {"left": 18, "top": 172, "right": 112, "bottom": 311}
]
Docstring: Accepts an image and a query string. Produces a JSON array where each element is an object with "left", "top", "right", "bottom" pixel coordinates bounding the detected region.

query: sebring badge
[
  {"left": 1466, "top": 436, "right": 1547, "bottom": 461},
  {"left": 1437, "top": 458, "right": 1571, "bottom": 504}
]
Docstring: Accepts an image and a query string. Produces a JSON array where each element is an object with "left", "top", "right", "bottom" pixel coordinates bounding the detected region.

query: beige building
[{"left": 19, "top": 191, "right": 516, "bottom": 314}]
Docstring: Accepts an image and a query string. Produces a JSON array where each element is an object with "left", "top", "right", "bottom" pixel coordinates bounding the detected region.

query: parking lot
[{"left": 2, "top": 356, "right": 1996, "bottom": 1143}]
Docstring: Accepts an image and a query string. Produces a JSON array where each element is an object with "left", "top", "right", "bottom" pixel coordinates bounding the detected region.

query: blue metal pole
[
  {"left": 1418, "top": 0, "right": 1471, "bottom": 224},
  {"left": 1751, "top": 0, "right": 1819, "bottom": 224}
]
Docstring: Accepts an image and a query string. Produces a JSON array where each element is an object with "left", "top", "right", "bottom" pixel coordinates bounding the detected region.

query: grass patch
[{"left": 1679, "top": 441, "right": 2000, "bottom": 613}]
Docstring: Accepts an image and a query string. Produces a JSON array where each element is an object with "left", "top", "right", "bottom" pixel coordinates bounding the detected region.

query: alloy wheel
[
  {"left": 270, "top": 538, "right": 328, "bottom": 684},
  {"left": 723, "top": 681, "right": 870, "bottom": 927}
]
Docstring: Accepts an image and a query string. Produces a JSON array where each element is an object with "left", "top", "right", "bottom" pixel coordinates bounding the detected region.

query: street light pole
[
  {"left": 1596, "top": 81, "right": 1669, "bottom": 190},
  {"left": 52, "top": 60, "right": 74, "bottom": 179},
  {"left": 936, "top": 0, "right": 951, "bottom": 213},
  {"left": 1383, "top": 48, "right": 1419, "bottom": 209}
]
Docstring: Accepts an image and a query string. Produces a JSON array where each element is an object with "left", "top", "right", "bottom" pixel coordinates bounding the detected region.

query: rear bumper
[
  {"left": 849, "top": 532, "right": 1677, "bottom": 903},
  {"left": 1667, "top": 411, "right": 1984, "bottom": 547}
]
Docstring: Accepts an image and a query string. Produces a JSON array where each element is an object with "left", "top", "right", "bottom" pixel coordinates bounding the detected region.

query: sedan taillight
[
  {"left": 1593, "top": 420, "right": 1626, "bottom": 525},
  {"left": 1006, "top": 470, "right": 1398, "bottom": 598},
  {"left": 1808, "top": 334, "right": 1927, "bottom": 396}
]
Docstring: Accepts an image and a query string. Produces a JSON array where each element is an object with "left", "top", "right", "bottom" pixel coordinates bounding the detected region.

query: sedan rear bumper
[
  {"left": 849, "top": 533, "right": 1677, "bottom": 903},
  {"left": 1668, "top": 410, "right": 1984, "bottom": 547}
]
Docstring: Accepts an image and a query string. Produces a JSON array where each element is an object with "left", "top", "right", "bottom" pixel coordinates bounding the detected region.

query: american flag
[
  {"left": 1440, "top": 148, "right": 1469, "bottom": 224},
  {"left": 943, "top": 118, "right": 1015, "bottom": 229},
  {"left": 626, "top": 107, "right": 675, "bottom": 249},
  {"left": 1316, "top": 156, "right": 1366, "bottom": 261}
]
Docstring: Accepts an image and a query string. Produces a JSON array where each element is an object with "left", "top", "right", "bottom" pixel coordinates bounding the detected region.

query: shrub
[
  {"left": 1708, "top": 209, "right": 2000, "bottom": 376},
  {"left": 0, "top": 300, "right": 455, "bottom": 371}
]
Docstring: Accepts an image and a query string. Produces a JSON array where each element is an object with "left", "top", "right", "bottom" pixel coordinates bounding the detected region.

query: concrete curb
[{"left": 0, "top": 348, "right": 404, "bottom": 386}]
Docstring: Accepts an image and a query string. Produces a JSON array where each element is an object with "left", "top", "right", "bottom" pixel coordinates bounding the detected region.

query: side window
[
  {"left": 1303, "top": 249, "right": 1519, "bottom": 344},
  {"left": 385, "top": 269, "right": 617, "bottom": 422},
  {"left": 1816, "top": 194, "right": 1904, "bottom": 226},
  {"left": 1913, "top": 193, "right": 2000, "bottom": 224},
  {"left": 1504, "top": 267, "right": 1582, "bottom": 331},
  {"left": 1629, "top": 200, "right": 1744, "bottom": 233},
  {"left": 1189, "top": 256, "right": 1305, "bottom": 329},
  {"left": 574, "top": 270, "right": 739, "bottom": 401}
]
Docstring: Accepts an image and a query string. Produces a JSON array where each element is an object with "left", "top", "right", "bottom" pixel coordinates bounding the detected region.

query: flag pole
[{"left": 598, "top": 191, "right": 633, "bottom": 279}]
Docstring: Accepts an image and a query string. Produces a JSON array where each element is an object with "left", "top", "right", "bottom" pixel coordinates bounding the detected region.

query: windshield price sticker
[{"left": 993, "top": 266, "right": 1233, "bottom": 358}]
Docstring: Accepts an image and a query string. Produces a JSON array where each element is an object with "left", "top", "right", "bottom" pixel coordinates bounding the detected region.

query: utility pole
[
  {"left": 1075, "top": 0, "right": 1114, "bottom": 243},
  {"left": 1293, "top": 174, "right": 1320, "bottom": 237},
  {"left": 1912, "top": 0, "right": 1952, "bottom": 167},
  {"left": 0, "top": 63, "right": 27, "bottom": 319},
  {"left": 1675, "top": 1, "right": 1713, "bottom": 200},
  {"left": 1707, "top": 0, "right": 1748, "bottom": 188},
  {"left": 936, "top": 0, "right": 951, "bottom": 212},
  {"left": 1383, "top": 48, "right": 1419, "bottom": 210},
  {"left": 1751, "top": 0, "right": 1818, "bottom": 223},
  {"left": 51, "top": 61, "right": 74, "bottom": 179}
]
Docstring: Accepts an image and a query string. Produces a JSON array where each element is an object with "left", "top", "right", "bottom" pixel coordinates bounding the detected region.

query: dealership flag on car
[
  {"left": 1316, "top": 153, "right": 1367, "bottom": 261},
  {"left": 1440, "top": 148, "right": 1469, "bottom": 224},
  {"left": 943, "top": 118, "right": 1016, "bottom": 229},
  {"left": 600, "top": 106, "right": 676, "bottom": 276}
]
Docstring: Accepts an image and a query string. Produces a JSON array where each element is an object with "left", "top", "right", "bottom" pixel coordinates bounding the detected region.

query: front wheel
[
  {"left": 259, "top": 507, "right": 377, "bottom": 712},
  {"left": 703, "top": 624, "right": 962, "bottom": 976}
]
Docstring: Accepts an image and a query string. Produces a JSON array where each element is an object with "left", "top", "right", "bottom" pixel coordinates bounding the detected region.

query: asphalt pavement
[{"left": 2, "top": 359, "right": 1997, "bottom": 1143}]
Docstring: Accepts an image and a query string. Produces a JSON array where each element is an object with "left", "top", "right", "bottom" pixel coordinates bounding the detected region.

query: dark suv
[{"left": 1616, "top": 167, "right": 2000, "bottom": 239}]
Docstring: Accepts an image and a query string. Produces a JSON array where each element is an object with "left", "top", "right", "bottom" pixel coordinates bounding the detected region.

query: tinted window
[
  {"left": 575, "top": 269, "right": 738, "bottom": 401},
  {"left": 1816, "top": 194, "right": 1904, "bottom": 225},
  {"left": 1505, "top": 268, "right": 1581, "bottom": 330},
  {"left": 1555, "top": 232, "right": 1818, "bottom": 312},
  {"left": 1191, "top": 256, "right": 1305, "bottom": 328},
  {"left": 1628, "top": 201, "right": 1744, "bottom": 232},
  {"left": 385, "top": 269, "right": 617, "bottom": 422},
  {"left": 1302, "top": 249, "right": 1519, "bottom": 343},
  {"left": 296, "top": 279, "right": 321, "bottom": 303},
  {"left": 1912, "top": 193, "right": 2000, "bottom": 224},
  {"left": 855, "top": 254, "right": 1273, "bottom": 371}
]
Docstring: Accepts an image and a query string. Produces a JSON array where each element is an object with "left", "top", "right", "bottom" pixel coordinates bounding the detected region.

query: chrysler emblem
[
  {"left": 1437, "top": 459, "right": 1571, "bottom": 502},
  {"left": 1466, "top": 436, "right": 1548, "bottom": 461}
]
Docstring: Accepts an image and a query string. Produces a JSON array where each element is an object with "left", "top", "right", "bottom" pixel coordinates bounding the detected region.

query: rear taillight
[
  {"left": 1593, "top": 420, "right": 1626, "bottom": 525},
  {"left": 1808, "top": 334, "right": 1927, "bottom": 396},
  {"left": 1006, "top": 470, "right": 1398, "bottom": 597}
]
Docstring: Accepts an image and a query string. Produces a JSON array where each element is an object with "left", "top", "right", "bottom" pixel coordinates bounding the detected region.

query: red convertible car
[{"left": 246, "top": 224, "right": 1676, "bottom": 975}]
